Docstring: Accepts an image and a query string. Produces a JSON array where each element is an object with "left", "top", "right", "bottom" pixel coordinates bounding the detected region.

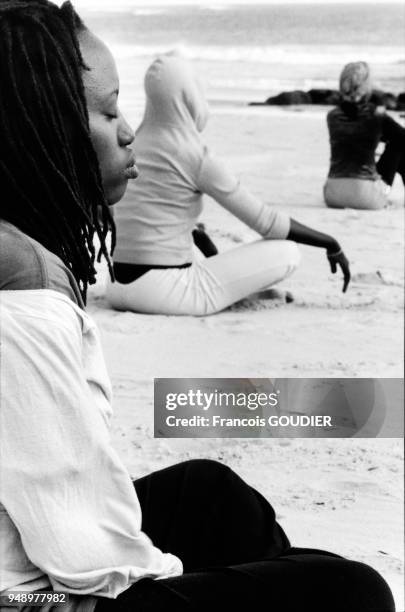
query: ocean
[{"left": 83, "top": 3, "right": 405, "bottom": 115}]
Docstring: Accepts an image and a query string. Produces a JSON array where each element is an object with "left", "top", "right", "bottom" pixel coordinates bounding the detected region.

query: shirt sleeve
[
  {"left": 382, "top": 114, "right": 405, "bottom": 145},
  {"left": 196, "top": 149, "right": 290, "bottom": 240},
  {"left": 0, "top": 295, "right": 182, "bottom": 598}
]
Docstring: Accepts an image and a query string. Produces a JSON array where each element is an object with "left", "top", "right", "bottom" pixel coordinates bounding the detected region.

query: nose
[{"left": 118, "top": 111, "right": 135, "bottom": 146}]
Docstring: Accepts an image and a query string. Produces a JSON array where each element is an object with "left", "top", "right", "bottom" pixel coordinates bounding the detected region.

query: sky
[{"left": 72, "top": 0, "right": 404, "bottom": 8}]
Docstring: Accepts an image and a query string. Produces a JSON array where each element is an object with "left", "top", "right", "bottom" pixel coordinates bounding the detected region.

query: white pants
[
  {"left": 106, "top": 240, "right": 300, "bottom": 316},
  {"left": 323, "top": 177, "right": 389, "bottom": 210}
]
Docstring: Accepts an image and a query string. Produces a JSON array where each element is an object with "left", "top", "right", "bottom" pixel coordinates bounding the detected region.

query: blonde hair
[{"left": 339, "top": 61, "right": 371, "bottom": 103}]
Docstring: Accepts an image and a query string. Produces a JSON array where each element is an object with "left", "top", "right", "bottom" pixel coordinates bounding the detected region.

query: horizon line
[{"left": 74, "top": 0, "right": 405, "bottom": 8}]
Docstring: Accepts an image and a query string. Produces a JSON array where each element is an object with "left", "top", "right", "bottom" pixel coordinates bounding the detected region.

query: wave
[
  {"left": 109, "top": 43, "right": 405, "bottom": 66},
  {"left": 202, "top": 4, "right": 231, "bottom": 10},
  {"left": 208, "top": 77, "right": 339, "bottom": 91},
  {"left": 131, "top": 8, "right": 167, "bottom": 16}
]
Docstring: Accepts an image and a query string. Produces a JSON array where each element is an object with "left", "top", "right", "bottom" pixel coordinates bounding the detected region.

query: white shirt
[
  {"left": 114, "top": 54, "right": 290, "bottom": 267},
  {"left": 0, "top": 290, "right": 182, "bottom": 606}
]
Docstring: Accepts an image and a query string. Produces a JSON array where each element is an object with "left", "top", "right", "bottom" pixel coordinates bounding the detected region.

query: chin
[{"left": 106, "top": 180, "right": 128, "bottom": 206}]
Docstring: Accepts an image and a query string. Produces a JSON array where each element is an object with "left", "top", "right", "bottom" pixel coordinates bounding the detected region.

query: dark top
[
  {"left": 0, "top": 220, "right": 83, "bottom": 308},
  {"left": 327, "top": 103, "right": 405, "bottom": 180},
  {"left": 113, "top": 261, "right": 192, "bottom": 284}
]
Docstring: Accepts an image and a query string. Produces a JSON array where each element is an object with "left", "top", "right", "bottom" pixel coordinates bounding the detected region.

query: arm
[
  {"left": 287, "top": 219, "right": 350, "bottom": 293},
  {"left": 287, "top": 218, "right": 339, "bottom": 252},
  {"left": 0, "top": 293, "right": 182, "bottom": 598},
  {"left": 197, "top": 151, "right": 350, "bottom": 292},
  {"left": 381, "top": 114, "right": 405, "bottom": 145},
  {"left": 196, "top": 151, "right": 290, "bottom": 240}
]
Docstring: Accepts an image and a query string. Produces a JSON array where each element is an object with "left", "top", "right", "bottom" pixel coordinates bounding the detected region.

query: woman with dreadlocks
[{"left": 0, "top": 2, "right": 395, "bottom": 612}]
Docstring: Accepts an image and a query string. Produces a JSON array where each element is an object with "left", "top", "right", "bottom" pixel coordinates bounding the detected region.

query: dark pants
[
  {"left": 377, "top": 139, "right": 405, "bottom": 186},
  {"left": 96, "top": 459, "right": 395, "bottom": 612}
]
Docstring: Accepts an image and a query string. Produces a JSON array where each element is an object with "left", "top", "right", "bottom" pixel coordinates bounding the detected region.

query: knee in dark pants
[
  {"left": 341, "top": 560, "right": 395, "bottom": 612},
  {"left": 276, "top": 556, "right": 395, "bottom": 612},
  {"left": 180, "top": 458, "right": 233, "bottom": 485},
  {"left": 311, "top": 558, "right": 396, "bottom": 612},
  {"left": 181, "top": 458, "right": 231, "bottom": 474}
]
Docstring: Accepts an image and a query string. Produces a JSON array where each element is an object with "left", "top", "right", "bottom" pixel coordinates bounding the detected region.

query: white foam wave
[
  {"left": 109, "top": 42, "right": 404, "bottom": 66},
  {"left": 208, "top": 77, "right": 339, "bottom": 92},
  {"left": 203, "top": 4, "right": 230, "bottom": 10},
  {"left": 131, "top": 8, "right": 166, "bottom": 16}
]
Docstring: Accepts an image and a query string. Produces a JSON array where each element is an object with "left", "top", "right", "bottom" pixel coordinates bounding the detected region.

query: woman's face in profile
[{"left": 79, "top": 30, "right": 138, "bottom": 205}]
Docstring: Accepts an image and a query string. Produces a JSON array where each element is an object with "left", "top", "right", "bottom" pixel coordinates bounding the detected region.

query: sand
[
  {"left": 87, "top": 105, "right": 404, "bottom": 608},
  {"left": 93, "top": 105, "right": 404, "bottom": 378}
]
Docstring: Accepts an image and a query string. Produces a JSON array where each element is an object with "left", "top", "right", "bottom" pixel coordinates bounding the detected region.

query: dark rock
[
  {"left": 264, "top": 90, "right": 311, "bottom": 105},
  {"left": 370, "top": 89, "right": 397, "bottom": 110},
  {"left": 308, "top": 89, "right": 340, "bottom": 105},
  {"left": 249, "top": 88, "right": 404, "bottom": 110}
]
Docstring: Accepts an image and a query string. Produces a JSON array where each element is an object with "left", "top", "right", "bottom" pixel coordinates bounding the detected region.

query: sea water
[{"left": 83, "top": 3, "right": 405, "bottom": 116}]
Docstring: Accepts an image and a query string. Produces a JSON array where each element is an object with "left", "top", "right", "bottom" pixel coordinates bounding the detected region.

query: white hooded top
[{"left": 113, "top": 54, "right": 290, "bottom": 266}]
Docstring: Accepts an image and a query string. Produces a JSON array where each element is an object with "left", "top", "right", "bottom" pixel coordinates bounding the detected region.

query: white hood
[{"left": 142, "top": 53, "right": 209, "bottom": 132}]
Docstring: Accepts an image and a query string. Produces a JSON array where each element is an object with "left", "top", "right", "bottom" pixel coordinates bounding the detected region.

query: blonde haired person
[{"left": 324, "top": 61, "right": 405, "bottom": 209}]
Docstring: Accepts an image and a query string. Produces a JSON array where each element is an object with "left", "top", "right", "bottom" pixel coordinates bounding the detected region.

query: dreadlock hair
[{"left": 0, "top": 0, "right": 116, "bottom": 303}]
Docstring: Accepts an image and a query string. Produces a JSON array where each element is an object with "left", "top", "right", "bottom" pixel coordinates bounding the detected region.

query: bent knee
[
  {"left": 339, "top": 560, "right": 395, "bottom": 611},
  {"left": 181, "top": 458, "right": 234, "bottom": 482},
  {"left": 105, "top": 281, "right": 126, "bottom": 311},
  {"left": 182, "top": 458, "right": 231, "bottom": 473},
  {"left": 277, "top": 240, "right": 301, "bottom": 271}
]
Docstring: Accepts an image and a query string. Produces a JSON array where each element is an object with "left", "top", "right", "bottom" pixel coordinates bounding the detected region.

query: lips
[{"left": 124, "top": 155, "right": 139, "bottom": 180}]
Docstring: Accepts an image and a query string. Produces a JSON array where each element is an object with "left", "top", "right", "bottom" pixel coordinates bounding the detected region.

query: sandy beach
[
  {"left": 87, "top": 105, "right": 404, "bottom": 609},
  {"left": 90, "top": 105, "right": 404, "bottom": 379},
  {"left": 0, "top": 0, "right": 402, "bottom": 608}
]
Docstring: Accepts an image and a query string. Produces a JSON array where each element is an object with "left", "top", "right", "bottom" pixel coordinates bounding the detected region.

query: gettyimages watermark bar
[{"left": 154, "top": 378, "right": 403, "bottom": 438}]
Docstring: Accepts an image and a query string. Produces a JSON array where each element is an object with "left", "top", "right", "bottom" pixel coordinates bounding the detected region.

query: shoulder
[
  {"left": 0, "top": 221, "right": 83, "bottom": 307},
  {"left": 0, "top": 221, "right": 46, "bottom": 290},
  {"left": 380, "top": 109, "right": 401, "bottom": 126},
  {"left": 357, "top": 103, "right": 382, "bottom": 123},
  {"left": 327, "top": 106, "right": 342, "bottom": 119},
  {"left": 326, "top": 107, "right": 343, "bottom": 126},
  {"left": 1, "top": 290, "right": 84, "bottom": 337},
  {"left": 327, "top": 107, "right": 340, "bottom": 118},
  {"left": 197, "top": 147, "right": 238, "bottom": 194}
]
